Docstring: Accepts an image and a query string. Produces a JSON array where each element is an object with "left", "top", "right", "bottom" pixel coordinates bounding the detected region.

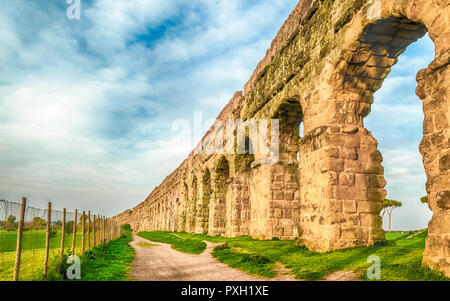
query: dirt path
[{"left": 128, "top": 234, "right": 298, "bottom": 281}]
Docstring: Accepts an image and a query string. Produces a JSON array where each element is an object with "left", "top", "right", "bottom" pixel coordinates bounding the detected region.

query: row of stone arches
[
  {"left": 119, "top": 0, "right": 449, "bottom": 276},
  {"left": 169, "top": 156, "right": 232, "bottom": 236}
]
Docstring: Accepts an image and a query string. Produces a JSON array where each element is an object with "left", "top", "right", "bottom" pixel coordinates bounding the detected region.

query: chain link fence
[{"left": 0, "top": 198, "right": 122, "bottom": 281}]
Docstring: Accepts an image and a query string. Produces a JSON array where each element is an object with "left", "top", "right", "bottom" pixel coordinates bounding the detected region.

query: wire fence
[{"left": 0, "top": 198, "right": 123, "bottom": 281}]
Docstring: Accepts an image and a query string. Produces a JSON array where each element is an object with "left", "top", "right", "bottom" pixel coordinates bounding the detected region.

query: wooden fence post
[
  {"left": 82, "top": 211, "right": 86, "bottom": 253},
  {"left": 103, "top": 217, "right": 106, "bottom": 244},
  {"left": 60, "top": 208, "right": 66, "bottom": 259},
  {"left": 107, "top": 218, "right": 110, "bottom": 241},
  {"left": 98, "top": 215, "right": 101, "bottom": 244},
  {"left": 93, "top": 215, "right": 96, "bottom": 246},
  {"left": 108, "top": 218, "right": 110, "bottom": 241},
  {"left": 13, "top": 197, "right": 26, "bottom": 281},
  {"left": 103, "top": 217, "right": 106, "bottom": 243},
  {"left": 43, "top": 202, "right": 51, "bottom": 280},
  {"left": 88, "top": 211, "right": 91, "bottom": 249},
  {"left": 99, "top": 216, "right": 102, "bottom": 244},
  {"left": 71, "top": 209, "right": 77, "bottom": 255}
]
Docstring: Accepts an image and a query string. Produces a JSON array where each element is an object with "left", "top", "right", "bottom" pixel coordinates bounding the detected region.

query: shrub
[
  {"left": 214, "top": 242, "right": 230, "bottom": 251},
  {"left": 240, "top": 254, "right": 271, "bottom": 265},
  {"left": 121, "top": 224, "right": 132, "bottom": 231}
]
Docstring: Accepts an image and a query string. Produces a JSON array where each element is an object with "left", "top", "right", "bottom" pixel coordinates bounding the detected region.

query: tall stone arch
[
  {"left": 186, "top": 176, "right": 198, "bottom": 232},
  {"left": 209, "top": 157, "right": 230, "bottom": 236},
  {"left": 177, "top": 182, "right": 189, "bottom": 232},
  {"left": 294, "top": 0, "right": 448, "bottom": 274},
  {"left": 196, "top": 168, "right": 212, "bottom": 234},
  {"left": 250, "top": 100, "right": 302, "bottom": 240}
]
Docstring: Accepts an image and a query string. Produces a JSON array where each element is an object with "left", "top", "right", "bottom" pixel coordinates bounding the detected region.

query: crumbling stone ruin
[{"left": 113, "top": 0, "right": 449, "bottom": 276}]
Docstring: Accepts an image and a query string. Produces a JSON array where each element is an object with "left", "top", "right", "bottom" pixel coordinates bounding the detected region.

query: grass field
[
  {"left": 0, "top": 229, "right": 101, "bottom": 281},
  {"left": 139, "top": 230, "right": 449, "bottom": 281}
]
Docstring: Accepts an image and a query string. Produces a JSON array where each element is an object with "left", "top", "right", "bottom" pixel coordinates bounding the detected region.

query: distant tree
[
  {"left": 65, "top": 221, "right": 74, "bottom": 235},
  {"left": 420, "top": 196, "right": 428, "bottom": 204},
  {"left": 32, "top": 217, "right": 47, "bottom": 230},
  {"left": 78, "top": 214, "right": 88, "bottom": 226},
  {"left": 381, "top": 199, "right": 403, "bottom": 233},
  {"left": 5, "top": 215, "right": 17, "bottom": 231}
]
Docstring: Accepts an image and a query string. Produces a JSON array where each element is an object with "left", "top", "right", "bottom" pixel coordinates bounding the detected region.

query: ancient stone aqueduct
[{"left": 113, "top": 0, "right": 449, "bottom": 276}]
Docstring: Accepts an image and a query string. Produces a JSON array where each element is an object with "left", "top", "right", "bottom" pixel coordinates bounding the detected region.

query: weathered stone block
[
  {"left": 328, "top": 200, "right": 343, "bottom": 214},
  {"left": 343, "top": 200, "right": 357, "bottom": 214},
  {"left": 358, "top": 201, "right": 382, "bottom": 214},
  {"left": 271, "top": 181, "right": 285, "bottom": 190},
  {"left": 273, "top": 191, "right": 284, "bottom": 200},
  {"left": 339, "top": 173, "right": 356, "bottom": 186}
]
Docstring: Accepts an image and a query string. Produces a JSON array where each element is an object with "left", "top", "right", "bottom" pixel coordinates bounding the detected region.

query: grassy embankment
[{"left": 138, "top": 230, "right": 449, "bottom": 281}]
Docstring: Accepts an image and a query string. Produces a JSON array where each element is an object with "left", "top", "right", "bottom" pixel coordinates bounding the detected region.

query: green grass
[
  {"left": 77, "top": 229, "right": 135, "bottom": 281},
  {"left": 212, "top": 246, "right": 276, "bottom": 278},
  {"left": 0, "top": 229, "right": 103, "bottom": 281},
  {"left": 0, "top": 229, "right": 100, "bottom": 252},
  {"left": 385, "top": 231, "right": 414, "bottom": 241},
  {"left": 137, "top": 231, "right": 206, "bottom": 254},
  {"left": 142, "top": 230, "right": 449, "bottom": 281},
  {"left": 137, "top": 242, "right": 158, "bottom": 248}
]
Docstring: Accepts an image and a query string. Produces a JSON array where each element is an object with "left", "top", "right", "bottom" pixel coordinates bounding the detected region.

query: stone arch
[
  {"left": 229, "top": 136, "right": 255, "bottom": 237},
  {"left": 298, "top": 1, "right": 448, "bottom": 275},
  {"left": 150, "top": 205, "right": 155, "bottom": 230},
  {"left": 164, "top": 198, "right": 170, "bottom": 231},
  {"left": 209, "top": 157, "right": 230, "bottom": 235},
  {"left": 153, "top": 204, "right": 157, "bottom": 230},
  {"left": 173, "top": 197, "right": 180, "bottom": 232},
  {"left": 358, "top": 16, "right": 447, "bottom": 275},
  {"left": 234, "top": 136, "right": 256, "bottom": 173},
  {"left": 148, "top": 205, "right": 153, "bottom": 231},
  {"left": 249, "top": 99, "right": 302, "bottom": 240},
  {"left": 273, "top": 100, "right": 303, "bottom": 163},
  {"left": 177, "top": 182, "right": 189, "bottom": 232},
  {"left": 336, "top": 17, "right": 428, "bottom": 124},
  {"left": 196, "top": 168, "right": 212, "bottom": 233},
  {"left": 186, "top": 176, "right": 198, "bottom": 232}
]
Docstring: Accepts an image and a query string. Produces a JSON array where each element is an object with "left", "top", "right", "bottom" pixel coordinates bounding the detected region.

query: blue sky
[
  {"left": 0, "top": 1, "right": 434, "bottom": 230},
  {"left": 365, "top": 35, "right": 435, "bottom": 230}
]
